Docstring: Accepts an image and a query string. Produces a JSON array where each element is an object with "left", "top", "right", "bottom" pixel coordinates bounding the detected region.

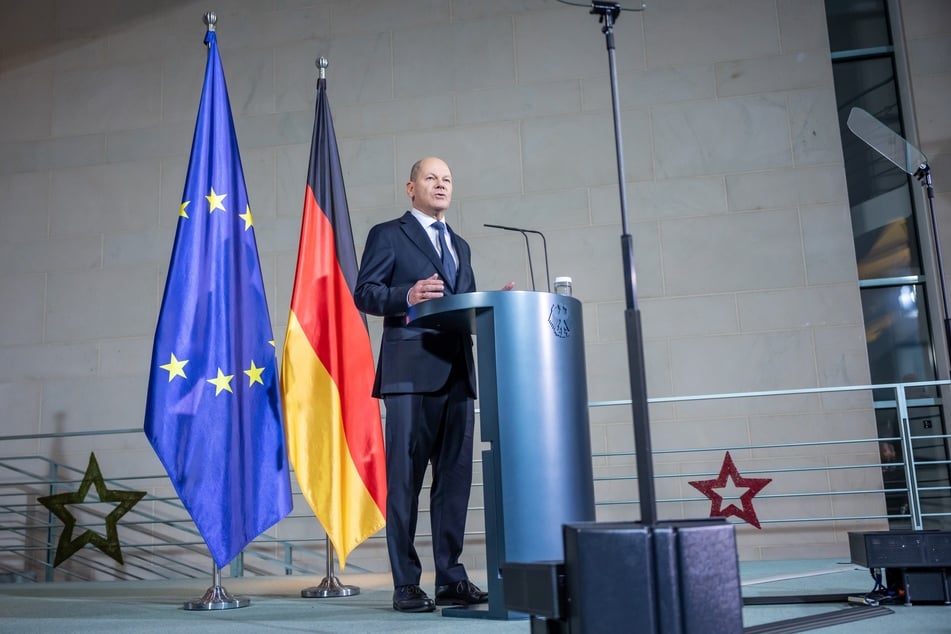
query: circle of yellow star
[
  {"left": 159, "top": 353, "right": 188, "bottom": 382},
  {"left": 244, "top": 360, "right": 265, "bottom": 387},
  {"left": 206, "top": 187, "right": 227, "bottom": 213},
  {"left": 239, "top": 204, "right": 253, "bottom": 230},
  {"left": 207, "top": 368, "right": 234, "bottom": 395}
]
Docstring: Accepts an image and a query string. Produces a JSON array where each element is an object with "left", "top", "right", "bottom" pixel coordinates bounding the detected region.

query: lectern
[{"left": 409, "top": 290, "right": 597, "bottom": 619}]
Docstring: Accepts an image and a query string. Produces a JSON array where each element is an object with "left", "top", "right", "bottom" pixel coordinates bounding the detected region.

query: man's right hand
[{"left": 409, "top": 274, "right": 445, "bottom": 305}]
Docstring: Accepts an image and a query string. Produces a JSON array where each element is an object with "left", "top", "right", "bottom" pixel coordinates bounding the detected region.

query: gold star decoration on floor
[{"left": 37, "top": 452, "right": 146, "bottom": 566}]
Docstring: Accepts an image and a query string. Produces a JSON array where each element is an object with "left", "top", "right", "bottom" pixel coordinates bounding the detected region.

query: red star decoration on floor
[{"left": 688, "top": 451, "right": 772, "bottom": 529}]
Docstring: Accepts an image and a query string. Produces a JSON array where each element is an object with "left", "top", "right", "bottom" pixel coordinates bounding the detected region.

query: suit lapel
[{"left": 399, "top": 211, "right": 456, "bottom": 291}]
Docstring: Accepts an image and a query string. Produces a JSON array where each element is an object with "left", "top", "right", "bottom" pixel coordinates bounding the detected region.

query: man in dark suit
[{"left": 354, "top": 157, "right": 512, "bottom": 613}]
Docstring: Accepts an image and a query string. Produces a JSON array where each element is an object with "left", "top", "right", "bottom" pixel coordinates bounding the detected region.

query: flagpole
[
  {"left": 176, "top": 11, "right": 254, "bottom": 612},
  {"left": 296, "top": 61, "right": 361, "bottom": 600},
  {"left": 284, "top": 53, "right": 385, "bottom": 600},
  {"left": 300, "top": 535, "right": 360, "bottom": 597},
  {"left": 184, "top": 561, "right": 250, "bottom": 610}
]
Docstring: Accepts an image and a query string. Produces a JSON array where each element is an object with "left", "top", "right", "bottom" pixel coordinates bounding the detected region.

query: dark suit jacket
[{"left": 354, "top": 211, "right": 477, "bottom": 398}]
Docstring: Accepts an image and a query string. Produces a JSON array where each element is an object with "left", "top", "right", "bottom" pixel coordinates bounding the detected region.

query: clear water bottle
[{"left": 554, "top": 276, "right": 572, "bottom": 296}]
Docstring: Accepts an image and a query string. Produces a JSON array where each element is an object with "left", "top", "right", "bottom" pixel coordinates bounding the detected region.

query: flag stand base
[
  {"left": 301, "top": 575, "right": 360, "bottom": 598},
  {"left": 302, "top": 537, "right": 361, "bottom": 597},
  {"left": 183, "top": 584, "right": 250, "bottom": 610},
  {"left": 183, "top": 563, "right": 250, "bottom": 610}
]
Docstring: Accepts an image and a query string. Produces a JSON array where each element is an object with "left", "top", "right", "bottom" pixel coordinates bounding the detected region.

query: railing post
[
  {"left": 44, "top": 461, "right": 58, "bottom": 582},
  {"left": 896, "top": 384, "right": 924, "bottom": 530},
  {"left": 230, "top": 551, "right": 244, "bottom": 577}
]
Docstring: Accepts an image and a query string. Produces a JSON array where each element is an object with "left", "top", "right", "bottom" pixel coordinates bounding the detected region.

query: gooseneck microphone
[{"left": 484, "top": 224, "right": 551, "bottom": 292}]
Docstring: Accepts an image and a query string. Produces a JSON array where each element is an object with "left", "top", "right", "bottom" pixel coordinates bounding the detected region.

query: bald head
[
  {"left": 406, "top": 157, "right": 453, "bottom": 219},
  {"left": 409, "top": 157, "right": 451, "bottom": 181}
]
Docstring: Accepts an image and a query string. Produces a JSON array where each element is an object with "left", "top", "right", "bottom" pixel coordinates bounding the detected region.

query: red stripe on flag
[{"left": 289, "top": 186, "right": 385, "bottom": 510}]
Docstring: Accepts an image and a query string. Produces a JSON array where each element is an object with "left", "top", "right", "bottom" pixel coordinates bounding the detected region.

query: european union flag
[{"left": 144, "top": 28, "right": 292, "bottom": 569}]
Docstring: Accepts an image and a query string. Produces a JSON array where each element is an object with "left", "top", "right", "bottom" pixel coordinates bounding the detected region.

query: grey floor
[{"left": 0, "top": 560, "right": 948, "bottom": 633}]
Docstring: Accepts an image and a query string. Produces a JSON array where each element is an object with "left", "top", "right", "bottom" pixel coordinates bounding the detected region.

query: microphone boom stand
[
  {"left": 917, "top": 164, "right": 951, "bottom": 365},
  {"left": 484, "top": 223, "right": 552, "bottom": 292},
  {"left": 591, "top": 0, "right": 657, "bottom": 525}
]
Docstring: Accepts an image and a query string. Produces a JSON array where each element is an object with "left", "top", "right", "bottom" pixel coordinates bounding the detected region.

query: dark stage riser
[{"left": 503, "top": 519, "right": 744, "bottom": 633}]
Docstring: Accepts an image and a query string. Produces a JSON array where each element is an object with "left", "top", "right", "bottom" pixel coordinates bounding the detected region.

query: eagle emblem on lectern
[{"left": 548, "top": 304, "right": 571, "bottom": 338}]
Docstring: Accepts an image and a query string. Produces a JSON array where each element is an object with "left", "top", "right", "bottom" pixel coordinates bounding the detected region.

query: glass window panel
[
  {"left": 825, "top": 0, "right": 891, "bottom": 52},
  {"left": 908, "top": 406, "right": 947, "bottom": 463},
  {"left": 875, "top": 408, "right": 910, "bottom": 526},
  {"left": 877, "top": 405, "right": 951, "bottom": 529},
  {"left": 862, "top": 284, "right": 935, "bottom": 386},
  {"left": 832, "top": 57, "right": 921, "bottom": 278},
  {"left": 910, "top": 404, "right": 951, "bottom": 530},
  {"left": 828, "top": 0, "right": 951, "bottom": 533},
  {"left": 833, "top": 57, "right": 906, "bottom": 202}
]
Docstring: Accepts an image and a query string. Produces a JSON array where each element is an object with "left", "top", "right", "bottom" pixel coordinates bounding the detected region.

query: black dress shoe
[
  {"left": 434, "top": 579, "right": 489, "bottom": 606},
  {"left": 393, "top": 584, "right": 436, "bottom": 613}
]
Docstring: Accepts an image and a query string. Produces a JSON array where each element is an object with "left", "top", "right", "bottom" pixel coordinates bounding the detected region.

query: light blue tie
[{"left": 432, "top": 221, "right": 457, "bottom": 285}]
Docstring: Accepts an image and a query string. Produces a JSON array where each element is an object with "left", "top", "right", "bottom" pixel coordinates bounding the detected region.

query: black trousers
[{"left": 382, "top": 361, "right": 475, "bottom": 588}]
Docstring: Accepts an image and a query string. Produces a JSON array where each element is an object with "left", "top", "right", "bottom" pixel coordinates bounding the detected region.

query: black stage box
[
  {"left": 885, "top": 568, "right": 951, "bottom": 604},
  {"left": 499, "top": 560, "right": 565, "bottom": 619},
  {"left": 849, "top": 530, "right": 951, "bottom": 568},
  {"left": 849, "top": 530, "right": 951, "bottom": 605},
  {"left": 502, "top": 519, "right": 742, "bottom": 633}
]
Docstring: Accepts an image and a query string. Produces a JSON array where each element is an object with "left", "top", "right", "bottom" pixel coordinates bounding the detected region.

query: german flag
[{"left": 281, "top": 64, "right": 386, "bottom": 567}]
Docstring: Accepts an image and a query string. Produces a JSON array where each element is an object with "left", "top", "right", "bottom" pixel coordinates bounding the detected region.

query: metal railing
[
  {"left": 588, "top": 380, "right": 951, "bottom": 530},
  {"left": 1, "top": 381, "right": 949, "bottom": 583}
]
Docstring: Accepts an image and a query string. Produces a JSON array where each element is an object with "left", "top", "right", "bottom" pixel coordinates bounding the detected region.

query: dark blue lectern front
[{"left": 409, "top": 290, "right": 596, "bottom": 619}]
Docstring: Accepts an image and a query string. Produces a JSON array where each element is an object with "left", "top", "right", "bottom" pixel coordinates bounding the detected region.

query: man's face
[{"left": 407, "top": 158, "right": 452, "bottom": 217}]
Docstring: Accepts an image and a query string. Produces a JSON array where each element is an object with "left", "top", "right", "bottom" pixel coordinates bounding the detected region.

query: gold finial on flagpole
[
  {"left": 317, "top": 57, "right": 328, "bottom": 80},
  {"left": 204, "top": 11, "right": 217, "bottom": 32}
]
